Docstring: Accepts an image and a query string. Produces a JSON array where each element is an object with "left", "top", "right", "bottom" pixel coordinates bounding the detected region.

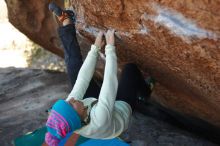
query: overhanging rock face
[{"left": 5, "top": 0, "right": 220, "bottom": 127}]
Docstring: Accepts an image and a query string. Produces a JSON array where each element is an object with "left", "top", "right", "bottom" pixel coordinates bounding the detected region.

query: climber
[{"left": 45, "top": 2, "right": 154, "bottom": 146}]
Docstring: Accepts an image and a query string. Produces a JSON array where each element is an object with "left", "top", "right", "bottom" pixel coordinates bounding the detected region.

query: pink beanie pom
[{"left": 45, "top": 132, "right": 60, "bottom": 146}]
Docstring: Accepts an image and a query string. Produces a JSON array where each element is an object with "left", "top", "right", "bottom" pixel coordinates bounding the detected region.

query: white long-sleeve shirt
[{"left": 66, "top": 44, "right": 132, "bottom": 139}]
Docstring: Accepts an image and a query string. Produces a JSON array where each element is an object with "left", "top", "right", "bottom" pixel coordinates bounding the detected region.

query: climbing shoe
[
  {"left": 137, "top": 76, "right": 156, "bottom": 103},
  {"left": 48, "top": 2, "right": 75, "bottom": 23},
  {"left": 145, "top": 76, "right": 155, "bottom": 91}
]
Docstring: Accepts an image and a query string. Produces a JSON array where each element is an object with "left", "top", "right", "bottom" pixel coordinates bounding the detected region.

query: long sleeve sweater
[{"left": 66, "top": 44, "right": 132, "bottom": 139}]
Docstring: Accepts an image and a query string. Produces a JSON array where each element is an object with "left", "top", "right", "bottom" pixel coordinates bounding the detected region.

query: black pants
[
  {"left": 116, "top": 63, "right": 152, "bottom": 109},
  {"left": 58, "top": 24, "right": 151, "bottom": 110},
  {"left": 58, "top": 24, "right": 100, "bottom": 98}
]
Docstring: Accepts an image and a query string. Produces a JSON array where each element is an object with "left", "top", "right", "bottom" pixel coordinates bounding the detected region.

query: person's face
[{"left": 68, "top": 99, "right": 88, "bottom": 119}]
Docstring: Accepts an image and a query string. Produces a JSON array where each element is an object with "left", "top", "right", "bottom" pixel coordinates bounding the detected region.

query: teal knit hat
[{"left": 45, "top": 99, "right": 81, "bottom": 144}]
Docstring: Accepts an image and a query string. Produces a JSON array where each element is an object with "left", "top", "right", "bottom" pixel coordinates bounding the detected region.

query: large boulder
[{"left": 5, "top": 0, "right": 220, "bottom": 127}]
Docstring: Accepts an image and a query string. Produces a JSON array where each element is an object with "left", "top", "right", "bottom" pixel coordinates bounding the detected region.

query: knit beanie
[{"left": 45, "top": 100, "right": 81, "bottom": 146}]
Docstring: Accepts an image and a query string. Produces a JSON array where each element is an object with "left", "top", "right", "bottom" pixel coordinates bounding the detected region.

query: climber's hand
[
  {"left": 94, "top": 31, "right": 104, "bottom": 49},
  {"left": 105, "top": 29, "right": 115, "bottom": 46}
]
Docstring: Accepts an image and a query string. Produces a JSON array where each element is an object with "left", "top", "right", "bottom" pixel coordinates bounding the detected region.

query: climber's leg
[
  {"left": 50, "top": 2, "right": 101, "bottom": 97},
  {"left": 116, "top": 63, "right": 154, "bottom": 110}
]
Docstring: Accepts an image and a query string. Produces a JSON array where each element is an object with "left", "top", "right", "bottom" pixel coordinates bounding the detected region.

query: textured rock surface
[
  {"left": 0, "top": 68, "right": 69, "bottom": 146},
  {"left": 72, "top": 0, "right": 220, "bottom": 128},
  {"left": 5, "top": 0, "right": 220, "bottom": 127},
  {"left": 0, "top": 68, "right": 218, "bottom": 146}
]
